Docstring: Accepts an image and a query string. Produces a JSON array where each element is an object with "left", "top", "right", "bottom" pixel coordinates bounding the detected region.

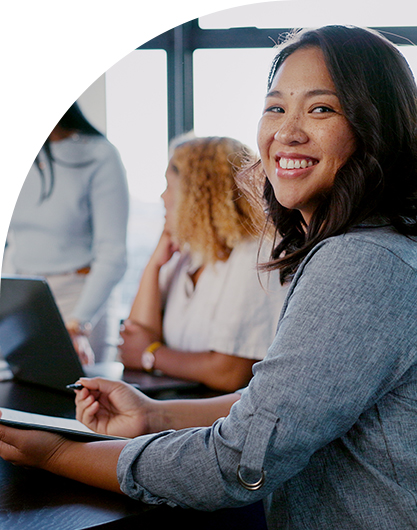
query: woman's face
[
  {"left": 161, "top": 155, "right": 182, "bottom": 234},
  {"left": 257, "top": 46, "right": 356, "bottom": 224}
]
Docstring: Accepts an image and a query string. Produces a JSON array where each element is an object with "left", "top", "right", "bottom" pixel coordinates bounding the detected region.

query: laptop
[{"left": 0, "top": 276, "right": 200, "bottom": 395}]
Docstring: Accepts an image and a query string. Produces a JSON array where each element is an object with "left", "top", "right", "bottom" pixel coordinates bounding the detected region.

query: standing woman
[
  {"left": 3, "top": 103, "right": 129, "bottom": 363},
  {"left": 1, "top": 26, "right": 417, "bottom": 530}
]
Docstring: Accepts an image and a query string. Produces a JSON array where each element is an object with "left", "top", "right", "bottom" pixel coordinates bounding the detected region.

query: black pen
[{"left": 66, "top": 383, "right": 84, "bottom": 390}]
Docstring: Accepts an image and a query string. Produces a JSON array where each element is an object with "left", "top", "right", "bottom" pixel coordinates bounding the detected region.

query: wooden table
[{"left": 0, "top": 379, "right": 267, "bottom": 530}]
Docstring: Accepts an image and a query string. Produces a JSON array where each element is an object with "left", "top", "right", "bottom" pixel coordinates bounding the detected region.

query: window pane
[
  {"left": 193, "top": 48, "right": 276, "bottom": 153},
  {"left": 106, "top": 50, "right": 168, "bottom": 203},
  {"left": 106, "top": 50, "right": 167, "bottom": 316}
]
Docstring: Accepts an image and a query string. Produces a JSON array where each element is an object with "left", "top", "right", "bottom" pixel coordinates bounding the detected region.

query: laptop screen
[
  {"left": 0, "top": 276, "right": 85, "bottom": 392},
  {"left": 0, "top": 275, "right": 202, "bottom": 396}
]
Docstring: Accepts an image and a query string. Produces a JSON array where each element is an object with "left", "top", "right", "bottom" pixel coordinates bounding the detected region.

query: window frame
[{"left": 138, "top": 19, "right": 417, "bottom": 143}]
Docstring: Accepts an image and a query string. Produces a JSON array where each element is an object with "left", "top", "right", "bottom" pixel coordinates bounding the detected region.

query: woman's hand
[
  {"left": 75, "top": 378, "right": 241, "bottom": 435},
  {"left": 66, "top": 320, "right": 95, "bottom": 366},
  {"left": 74, "top": 377, "right": 156, "bottom": 438},
  {"left": 71, "top": 335, "right": 95, "bottom": 366},
  {"left": 118, "top": 321, "right": 160, "bottom": 369},
  {"left": 148, "top": 228, "right": 179, "bottom": 270},
  {"left": 0, "top": 412, "right": 127, "bottom": 492},
  {"left": 0, "top": 418, "right": 69, "bottom": 470}
]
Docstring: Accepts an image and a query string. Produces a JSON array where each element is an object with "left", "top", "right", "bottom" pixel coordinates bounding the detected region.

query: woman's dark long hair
[
  {"left": 35, "top": 102, "right": 103, "bottom": 201},
  {"left": 239, "top": 25, "right": 417, "bottom": 283}
]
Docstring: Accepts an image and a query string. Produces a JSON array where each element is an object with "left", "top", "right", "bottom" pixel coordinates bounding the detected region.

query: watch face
[{"left": 142, "top": 351, "right": 155, "bottom": 371}]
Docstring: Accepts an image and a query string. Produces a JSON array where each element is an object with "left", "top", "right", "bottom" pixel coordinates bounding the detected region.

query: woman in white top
[
  {"left": 119, "top": 136, "right": 285, "bottom": 392},
  {"left": 4, "top": 103, "right": 129, "bottom": 363}
]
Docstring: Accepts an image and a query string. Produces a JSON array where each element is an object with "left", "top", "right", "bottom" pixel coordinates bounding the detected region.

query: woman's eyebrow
[
  {"left": 306, "top": 89, "right": 338, "bottom": 98},
  {"left": 265, "top": 90, "right": 282, "bottom": 99},
  {"left": 265, "top": 88, "right": 338, "bottom": 99}
]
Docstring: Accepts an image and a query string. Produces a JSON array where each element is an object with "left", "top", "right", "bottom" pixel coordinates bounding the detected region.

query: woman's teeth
[{"left": 279, "top": 158, "right": 314, "bottom": 169}]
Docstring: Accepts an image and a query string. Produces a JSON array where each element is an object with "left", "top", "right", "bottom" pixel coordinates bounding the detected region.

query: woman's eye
[
  {"left": 170, "top": 163, "right": 179, "bottom": 174},
  {"left": 265, "top": 105, "right": 284, "bottom": 114},
  {"left": 311, "top": 106, "right": 335, "bottom": 114}
]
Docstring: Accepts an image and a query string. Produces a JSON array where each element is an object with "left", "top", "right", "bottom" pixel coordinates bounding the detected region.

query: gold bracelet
[{"left": 141, "top": 341, "right": 163, "bottom": 373}]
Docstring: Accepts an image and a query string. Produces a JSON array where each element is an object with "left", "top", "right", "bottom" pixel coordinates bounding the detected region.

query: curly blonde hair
[{"left": 171, "top": 136, "right": 261, "bottom": 264}]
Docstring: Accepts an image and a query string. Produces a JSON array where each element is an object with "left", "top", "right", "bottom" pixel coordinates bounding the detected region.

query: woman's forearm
[
  {"left": 47, "top": 439, "right": 129, "bottom": 493},
  {"left": 0, "top": 423, "right": 130, "bottom": 494},
  {"left": 153, "top": 346, "right": 256, "bottom": 392},
  {"left": 128, "top": 260, "right": 163, "bottom": 335},
  {"left": 128, "top": 230, "right": 177, "bottom": 335},
  {"left": 149, "top": 393, "right": 241, "bottom": 432}
]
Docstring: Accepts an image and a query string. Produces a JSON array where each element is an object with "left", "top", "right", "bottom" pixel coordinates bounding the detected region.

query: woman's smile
[{"left": 275, "top": 153, "right": 318, "bottom": 176}]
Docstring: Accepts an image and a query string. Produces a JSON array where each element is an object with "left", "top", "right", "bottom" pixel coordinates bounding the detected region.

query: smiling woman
[
  {"left": 243, "top": 25, "right": 417, "bottom": 284},
  {"left": 257, "top": 46, "right": 356, "bottom": 224}
]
